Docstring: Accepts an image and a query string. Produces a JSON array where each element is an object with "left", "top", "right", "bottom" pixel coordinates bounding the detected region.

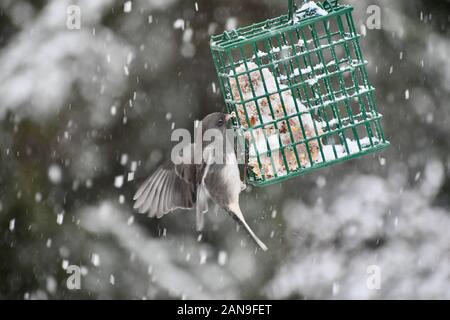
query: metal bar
[
  {"left": 276, "top": 31, "right": 313, "bottom": 167},
  {"left": 337, "top": 13, "right": 374, "bottom": 147},
  {"left": 237, "top": 45, "right": 281, "bottom": 179},
  {"left": 210, "top": 2, "right": 388, "bottom": 185},
  {"left": 309, "top": 22, "right": 351, "bottom": 155},
  {"left": 322, "top": 17, "right": 362, "bottom": 152},
  {"left": 224, "top": 48, "right": 267, "bottom": 181},
  {"left": 286, "top": 30, "right": 327, "bottom": 163}
]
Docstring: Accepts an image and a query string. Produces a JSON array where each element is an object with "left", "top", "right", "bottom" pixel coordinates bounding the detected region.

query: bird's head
[{"left": 201, "top": 112, "right": 232, "bottom": 133}]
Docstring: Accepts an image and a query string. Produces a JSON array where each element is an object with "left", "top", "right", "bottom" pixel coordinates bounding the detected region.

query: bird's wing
[
  {"left": 194, "top": 148, "right": 213, "bottom": 231},
  {"left": 173, "top": 143, "right": 212, "bottom": 230},
  {"left": 195, "top": 186, "right": 208, "bottom": 231},
  {"left": 133, "top": 160, "right": 196, "bottom": 218},
  {"left": 173, "top": 143, "right": 202, "bottom": 184}
]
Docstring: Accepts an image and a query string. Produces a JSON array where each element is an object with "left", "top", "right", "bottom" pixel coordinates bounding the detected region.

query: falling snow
[
  {"left": 218, "top": 251, "right": 228, "bottom": 266},
  {"left": 114, "top": 175, "right": 124, "bottom": 188},
  {"left": 48, "top": 164, "right": 62, "bottom": 184},
  {"left": 56, "top": 212, "right": 64, "bottom": 225},
  {"left": 9, "top": 219, "right": 15, "bottom": 232},
  {"left": 120, "top": 154, "right": 128, "bottom": 166},
  {"left": 35, "top": 192, "right": 42, "bottom": 203},
  {"left": 91, "top": 253, "right": 101, "bottom": 267},
  {"left": 123, "top": 1, "right": 132, "bottom": 13},
  {"left": 173, "top": 19, "right": 185, "bottom": 30},
  {"left": 127, "top": 172, "right": 134, "bottom": 181},
  {"left": 225, "top": 17, "right": 238, "bottom": 31}
]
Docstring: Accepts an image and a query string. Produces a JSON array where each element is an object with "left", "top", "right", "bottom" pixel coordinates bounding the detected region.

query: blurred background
[{"left": 0, "top": 0, "right": 449, "bottom": 299}]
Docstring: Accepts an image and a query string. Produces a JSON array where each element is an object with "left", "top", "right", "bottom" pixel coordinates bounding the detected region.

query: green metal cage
[{"left": 210, "top": 0, "right": 389, "bottom": 186}]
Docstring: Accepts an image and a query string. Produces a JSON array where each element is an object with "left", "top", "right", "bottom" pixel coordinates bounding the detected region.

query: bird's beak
[{"left": 225, "top": 113, "right": 233, "bottom": 122}]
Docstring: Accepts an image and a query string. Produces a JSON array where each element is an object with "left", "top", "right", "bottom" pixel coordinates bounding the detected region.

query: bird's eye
[{"left": 218, "top": 118, "right": 224, "bottom": 126}]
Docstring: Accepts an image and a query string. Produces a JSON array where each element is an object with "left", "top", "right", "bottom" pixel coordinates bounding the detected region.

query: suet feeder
[{"left": 210, "top": 0, "right": 389, "bottom": 186}]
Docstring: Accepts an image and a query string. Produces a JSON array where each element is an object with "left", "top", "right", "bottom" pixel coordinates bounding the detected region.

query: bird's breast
[{"left": 221, "top": 152, "right": 241, "bottom": 196}]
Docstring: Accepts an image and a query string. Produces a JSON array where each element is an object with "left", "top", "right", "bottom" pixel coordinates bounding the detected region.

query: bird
[{"left": 133, "top": 112, "right": 268, "bottom": 251}]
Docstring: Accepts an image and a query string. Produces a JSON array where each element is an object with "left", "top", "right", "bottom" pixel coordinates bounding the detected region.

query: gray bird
[{"left": 133, "top": 112, "right": 268, "bottom": 251}]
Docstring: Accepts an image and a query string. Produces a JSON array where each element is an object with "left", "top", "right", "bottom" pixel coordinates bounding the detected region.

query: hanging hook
[
  {"left": 289, "top": 0, "right": 314, "bottom": 20},
  {"left": 288, "top": 0, "right": 295, "bottom": 20}
]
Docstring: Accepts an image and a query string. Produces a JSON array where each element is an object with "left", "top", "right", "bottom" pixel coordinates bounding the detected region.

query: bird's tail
[{"left": 226, "top": 203, "right": 268, "bottom": 251}]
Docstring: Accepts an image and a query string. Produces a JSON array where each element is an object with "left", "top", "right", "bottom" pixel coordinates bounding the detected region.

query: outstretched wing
[{"left": 133, "top": 160, "right": 197, "bottom": 218}]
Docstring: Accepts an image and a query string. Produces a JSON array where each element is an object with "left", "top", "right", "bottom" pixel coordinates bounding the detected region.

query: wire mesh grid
[{"left": 210, "top": 1, "right": 389, "bottom": 186}]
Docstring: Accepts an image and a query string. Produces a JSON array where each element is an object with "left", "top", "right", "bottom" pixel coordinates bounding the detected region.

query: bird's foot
[{"left": 240, "top": 181, "right": 247, "bottom": 191}]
